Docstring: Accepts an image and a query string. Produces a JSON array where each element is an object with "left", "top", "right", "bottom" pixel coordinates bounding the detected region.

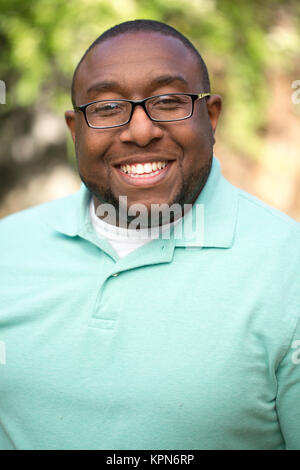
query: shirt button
[{"left": 112, "top": 273, "right": 119, "bottom": 277}]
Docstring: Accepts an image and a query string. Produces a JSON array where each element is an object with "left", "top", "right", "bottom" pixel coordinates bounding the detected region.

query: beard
[{"left": 79, "top": 155, "right": 213, "bottom": 228}]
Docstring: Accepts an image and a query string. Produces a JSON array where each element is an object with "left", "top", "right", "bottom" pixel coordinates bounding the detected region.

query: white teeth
[
  {"left": 129, "top": 169, "right": 161, "bottom": 178},
  {"left": 144, "top": 163, "right": 152, "bottom": 173},
  {"left": 119, "top": 161, "right": 168, "bottom": 175},
  {"left": 136, "top": 164, "right": 144, "bottom": 174}
]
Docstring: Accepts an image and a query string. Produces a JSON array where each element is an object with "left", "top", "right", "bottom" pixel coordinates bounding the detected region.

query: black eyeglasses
[{"left": 73, "top": 93, "right": 211, "bottom": 129}]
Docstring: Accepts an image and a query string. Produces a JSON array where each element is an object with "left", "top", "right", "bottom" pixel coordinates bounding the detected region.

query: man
[{"left": 0, "top": 19, "right": 300, "bottom": 450}]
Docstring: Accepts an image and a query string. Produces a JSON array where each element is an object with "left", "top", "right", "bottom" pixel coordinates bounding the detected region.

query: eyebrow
[
  {"left": 150, "top": 74, "right": 189, "bottom": 88},
  {"left": 86, "top": 74, "right": 189, "bottom": 97},
  {"left": 86, "top": 80, "right": 120, "bottom": 95}
]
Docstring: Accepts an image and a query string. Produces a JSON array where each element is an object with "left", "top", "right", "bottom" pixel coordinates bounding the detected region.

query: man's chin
[
  {"left": 84, "top": 160, "right": 211, "bottom": 228},
  {"left": 93, "top": 192, "right": 186, "bottom": 228}
]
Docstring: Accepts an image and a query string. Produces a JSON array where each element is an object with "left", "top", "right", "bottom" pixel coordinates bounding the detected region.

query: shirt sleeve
[{"left": 276, "top": 315, "right": 300, "bottom": 449}]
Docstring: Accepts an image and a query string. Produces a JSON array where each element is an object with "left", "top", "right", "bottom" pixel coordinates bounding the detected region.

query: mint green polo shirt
[{"left": 1, "top": 157, "right": 300, "bottom": 450}]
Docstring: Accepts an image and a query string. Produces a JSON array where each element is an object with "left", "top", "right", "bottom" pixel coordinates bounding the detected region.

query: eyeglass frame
[{"left": 73, "top": 92, "right": 211, "bottom": 129}]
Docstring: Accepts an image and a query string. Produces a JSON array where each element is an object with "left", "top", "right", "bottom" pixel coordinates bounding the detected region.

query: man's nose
[{"left": 119, "top": 105, "right": 164, "bottom": 146}]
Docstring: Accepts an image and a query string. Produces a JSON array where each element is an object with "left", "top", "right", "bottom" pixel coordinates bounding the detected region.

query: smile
[
  {"left": 120, "top": 161, "right": 167, "bottom": 177},
  {"left": 115, "top": 160, "right": 173, "bottom": 186}
]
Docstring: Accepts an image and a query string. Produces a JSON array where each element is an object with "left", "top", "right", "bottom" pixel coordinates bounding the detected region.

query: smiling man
[
  {"left": 65, "top": 23, "right": 221, "bottom": 228},
  {"left": 1, "top": 20, "right": 300, "bottom": 450}
]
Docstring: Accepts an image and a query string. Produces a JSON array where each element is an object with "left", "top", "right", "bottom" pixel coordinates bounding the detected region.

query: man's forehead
[{"left": 75, "top": 32, "right": 201, "bottom": 97}]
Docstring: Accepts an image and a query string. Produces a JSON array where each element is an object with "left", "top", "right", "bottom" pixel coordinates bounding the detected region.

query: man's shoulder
[
  {"left": 238, "top": 187, "right": 299, "bottom": 228},
  {"left": 0, "top": 190, "right": 79, "bottom": 237},
  {"left": 236, "top": 186, "right": 300, "bottom": 229},
  {"left": 234, "top": 184, "right": 300, "bottom": 245},
  {"left": 200, "top": 158, "right": 300, "bottom": 250}
]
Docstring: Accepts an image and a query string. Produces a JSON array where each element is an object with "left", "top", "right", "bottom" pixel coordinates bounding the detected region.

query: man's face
[{"left": 66, "top": 32, "right": 221, "bottom": 226}]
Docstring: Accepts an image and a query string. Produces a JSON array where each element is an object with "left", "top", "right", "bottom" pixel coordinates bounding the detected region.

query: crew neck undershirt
[{"left": 89, "top": 198, "right": 182, "bottom": 259}]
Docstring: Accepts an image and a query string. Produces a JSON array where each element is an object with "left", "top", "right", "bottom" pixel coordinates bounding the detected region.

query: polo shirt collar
[
  {"left": 174, "top": 156, "right": 238, "bottom": 248},
  {"left": 46, "top": 156, "right": 238, "bottom": 250}
]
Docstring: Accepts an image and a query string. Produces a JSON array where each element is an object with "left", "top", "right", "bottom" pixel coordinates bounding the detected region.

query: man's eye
[
  {"left": 153, "top": 97, "right": 186, "bottom": 108},
  {"left": 91, "top": 102, "right": 123, "bottom": 115}
]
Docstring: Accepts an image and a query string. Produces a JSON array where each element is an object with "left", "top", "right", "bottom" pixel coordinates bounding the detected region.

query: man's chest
[{"left": 0, "top": 253, "right": 285, "bottom": 449}]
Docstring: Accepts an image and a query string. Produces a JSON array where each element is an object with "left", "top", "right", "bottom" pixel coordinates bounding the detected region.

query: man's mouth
[
  {"left": 118, "top": 160, "right": 168, "bottom": 178},
  {"left": 114, "top": 158, "right": 175, "bottom": 187}
]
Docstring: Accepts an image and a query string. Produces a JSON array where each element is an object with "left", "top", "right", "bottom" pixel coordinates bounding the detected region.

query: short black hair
[{"left": 71, "top": 19, "right": 210, "bottom": 106}]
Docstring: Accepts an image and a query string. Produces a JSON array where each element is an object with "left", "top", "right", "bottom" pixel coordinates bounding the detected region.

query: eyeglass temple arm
[{"left": 196, "top": 93, "right": 211, "bottom": 100}]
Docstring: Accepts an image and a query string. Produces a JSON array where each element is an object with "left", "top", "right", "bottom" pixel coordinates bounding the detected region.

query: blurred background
[{"left": 0, "top": 0, "right": 300, "bottom": 220}]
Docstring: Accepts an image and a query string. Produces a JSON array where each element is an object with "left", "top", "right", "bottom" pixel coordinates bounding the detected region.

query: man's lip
[{"left": 112, "top": 156, "right": 176, "bottom": 167}]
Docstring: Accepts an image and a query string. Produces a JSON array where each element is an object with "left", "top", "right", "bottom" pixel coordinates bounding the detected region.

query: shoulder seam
[{"left": 237, "top": 190, "right": 300, "bottom": 231}]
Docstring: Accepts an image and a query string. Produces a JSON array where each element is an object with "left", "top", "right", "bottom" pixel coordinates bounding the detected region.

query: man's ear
[
  {"left": 206, "top": 94, "right": 222, "bottom": 134},
  {"left": 65, "top": 110, "right": 76, "bottom": 143}
]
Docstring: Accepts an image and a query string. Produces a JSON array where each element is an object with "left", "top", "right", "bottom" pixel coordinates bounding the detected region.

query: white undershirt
[{"left": 89, "top": 198, "right": 182, "bottom": 259}]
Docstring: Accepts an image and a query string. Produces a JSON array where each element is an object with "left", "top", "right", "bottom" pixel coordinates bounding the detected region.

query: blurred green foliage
[{"left": 1, "top": 0, "right": 300, "bottom": 159}]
